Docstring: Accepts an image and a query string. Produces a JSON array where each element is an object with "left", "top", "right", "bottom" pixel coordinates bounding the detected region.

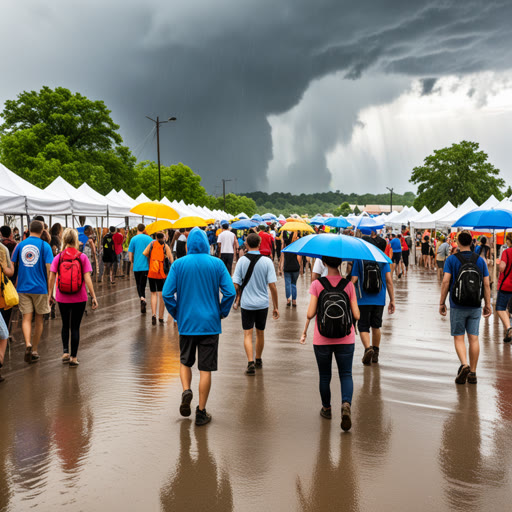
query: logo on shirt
[{"left": 21, "top": 244, "right": 40, "bottom": 267}]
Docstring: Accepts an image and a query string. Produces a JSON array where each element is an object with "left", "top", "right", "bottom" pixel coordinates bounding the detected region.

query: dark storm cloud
[
  {"left": 420, "top": 78, "right": 438, "bottom": 96},
  {"left": 1, "top": 0, "right": 512, "bottom": 193}
]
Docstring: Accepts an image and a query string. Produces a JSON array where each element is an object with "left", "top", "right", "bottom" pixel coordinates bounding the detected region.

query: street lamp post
[
  {"left": 386, "top": 187, "right": 394, "bottom": 214},
  {"left": 146, "top": 115, "right": 177, "bottom": 200}
]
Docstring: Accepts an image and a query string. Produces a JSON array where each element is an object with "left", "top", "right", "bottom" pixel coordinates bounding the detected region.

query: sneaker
[
  {"left": 468, "top": 372, "right": 478, "bottom": 384},
  {"left": 362, "top": 347, "right": 374, "bottom": 366},
  {"left": 371, "top": 346, "right": 379, "bottom": 364},
  {"left": 504, "top": 327, "right": 512, "bottom": 343},
  {"left": 455, "top": 364, "right": 470, "bottom": 384},
  {"left": 179, "top": 389, "right": 193, "bottom": 417},
  {"left": 255, "top": 358, "right": 263, "bottom": 369},
  {"left": 141, "top": 301, "right": 146, "bottom": 314},
  {"left": 341, "top": 402, "right": 352, "bottom": 432},
  {"left": 30, "top": 354, "right": 40, "bottom": 364},
  {"left": 246, "top": 361, "right": 256, "bottom": 376},
  {"left": 195, "top": 406, "right": 212, "bottom": 426},
  {"left": 320, "top": 407, "right": 332, "bottom": 420},
  {"left": 24, "top": 346, "right": 33, "bottom": 364}
]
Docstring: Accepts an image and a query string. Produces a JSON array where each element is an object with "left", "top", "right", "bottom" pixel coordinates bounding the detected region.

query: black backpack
[
  {"left": 316, "top": 277, "right": 353, "bottom": 338},
  {"left": 452, "top": 253, "right": 483, "bottom": 307},
  {"left": 362, "top": 262, "right": 382, "bottom": 294}
]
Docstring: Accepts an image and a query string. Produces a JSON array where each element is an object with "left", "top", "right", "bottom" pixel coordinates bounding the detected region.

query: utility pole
[
  {"left": 146, "top": 115, "right": 177, "bottom": 200},
  {"left": 386, "top": 187, "right": 394, "bottom": 213},
  {"left": 222, "top": 179, "right": 232, "bottom": 210}
]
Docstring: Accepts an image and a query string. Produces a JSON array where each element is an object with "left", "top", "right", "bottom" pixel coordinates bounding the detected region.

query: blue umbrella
[
  {"left": 310, "top": 216, "right": 326, "bottom": 226},
  {"left": 283, "top": 234, "right": 391, "bottom": 263},
  {"left": 231, "top": 219, "right": 259, "bottom": 230},
  {"left": 324, "top": 216, "right": 352, "bottom": 229},
  {"left": 452, "top": 209, "right": 512, "bottom": 229},
  {"left": 354, "top": 217, "right": 384, "bottom": 231},
  {"left": 251, "top": 214, "right": 264, "bottom": 222},
  {"left": 262, "top": 213, "right": 277, "bottom": 221}
]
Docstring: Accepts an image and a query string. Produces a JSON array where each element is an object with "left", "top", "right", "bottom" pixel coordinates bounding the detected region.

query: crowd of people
[{"left": 0, "top": 217, "right": 510, "bottom": 432}]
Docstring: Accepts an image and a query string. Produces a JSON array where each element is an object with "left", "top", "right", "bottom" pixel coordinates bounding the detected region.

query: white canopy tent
[
  {"left": 410, "top": 201, "right": 456, "bottom": 230},
  {"left": 477, "top": 195, "right": 500, "bottom": 210},
  {"left": 435, "top": 198, "right": 478, "bottom": 229}
]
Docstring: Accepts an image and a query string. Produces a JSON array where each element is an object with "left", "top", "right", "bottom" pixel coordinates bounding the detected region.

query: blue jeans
[
  {"left": 284, "top": 271, "right": 299, "bottom": 300},
  {"left": 313, "top": 344, "right": 355, "bottom": 407}
]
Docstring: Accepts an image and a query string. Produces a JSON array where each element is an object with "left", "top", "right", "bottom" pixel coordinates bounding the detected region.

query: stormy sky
[{"left": 1, "top": 0, "right": 512, "bottom": 196}]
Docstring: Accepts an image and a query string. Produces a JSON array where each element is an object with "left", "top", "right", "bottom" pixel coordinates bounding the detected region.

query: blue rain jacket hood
[{"left": 163, "top": 227, "right": 236, "bottom": 335}]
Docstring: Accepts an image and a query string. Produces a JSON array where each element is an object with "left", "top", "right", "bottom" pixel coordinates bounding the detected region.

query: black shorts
[
  {"left": 179, "top": 334, "right": 219, "bottom": 372},
  {"left": 358, "top": 305, "right": 385, "bottom": 333},
  {"left": 148, "top": 277, "right": 164, "bottom": 292},
  {"left": 241, "top": 308, "right": 268, "bottom": 331},
  {"left": 392, "top": 253, "right": 402, "bottom": 264}
]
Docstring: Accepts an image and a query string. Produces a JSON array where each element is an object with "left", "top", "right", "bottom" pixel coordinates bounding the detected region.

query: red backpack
[{"left": 57, "top": 247, "right": 84, "bottom": 294}]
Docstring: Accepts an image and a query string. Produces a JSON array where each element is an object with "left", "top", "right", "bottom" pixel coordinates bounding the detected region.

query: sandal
[
  {"left": 504, "top": 327, "right": 512, "bottom": 343},
  {"left": 69, "top": 360, "right": 80, "bottom": 367},
  {"left": 62, "top": 355, "right": 70, "bottom": 364},
  {"left": 24, "top": 346, "right": 33, "bottom": 363}
]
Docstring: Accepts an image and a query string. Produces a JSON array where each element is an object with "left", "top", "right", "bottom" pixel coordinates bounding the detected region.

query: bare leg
[
  {"left": 0, "top": 339, "right": 6, "bottom": 365},
  {"left": 32, "top": 314, "right": 44, "bottom": 354},
  {"left": 150, "top": 292, "right": 157, "bottom": 316},
  {"left": 453, "top": 335, "right": 468, "bottom": 366},
  {"left": 180, "top": 364, "right": 192, "bottom": 391},
  {"left": 255, "top": 329, "right": 265, "bottom": 359},
  {"left": 198, "top": 371, "right": 212, "bottom": 410},
  {"left": 371, "top": 328, "right": 382, "bottom": 348},
  {"left": 467, "top": 334, "right": 480, "bottom": 373},
  {"left": 497, "top": 310, "right": 511, "bottom": 331},
  {"left": 360, "top": 331, "right": 371, "bottom": 349},
  {"left": 158, "top": 291, "right": 165, "bottom": 320},
  {"left": 21, "top": 313, "right": 33, "bottom": 347},
  {"left": 243, "top": 329, "right": 254, "bottom": 361}
]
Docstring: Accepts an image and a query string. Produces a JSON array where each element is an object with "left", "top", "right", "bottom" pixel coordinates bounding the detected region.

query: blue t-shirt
[
  {"left": 12, "top": 237, "right": 54, "bottom": 294},
  {"left": 444, "top": 251, "right": 489, "bottom": 309},
  {"left": 351, "top": 260, "right": 390, "bottom": 306},
  {"left": 128, "top": 234, "right": 153, "bottom": 272},
  {"left": 232, "top": 251, "right": 277, "bottom": 310},
  {"left": 390, "top": 238, "right": 402, "bottom": 253}
]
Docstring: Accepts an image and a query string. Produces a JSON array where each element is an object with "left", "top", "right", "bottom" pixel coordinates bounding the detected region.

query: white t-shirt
[
  {"left": 217, "top": 230, "right": 236, "bottom": 254},
  {"left": 312, "top": 259, "right": 328, "bottom": 277}
]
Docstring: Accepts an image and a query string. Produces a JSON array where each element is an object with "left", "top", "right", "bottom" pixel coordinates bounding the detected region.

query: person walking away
[
  {"left": 176, "top": 229, "right": 188, "bottom": 259},
  {"left": 439, "top": 230, "right": 491, "bottom": 384},
  {"left": 436, "top": 236, "right": 451, "bottom": 279},
  {"left": 11, "top": 220, "right": 54, "bottom": 364},
  {"left": 275, "top": 229, "right": 283, "bottom": 262},
  {"left": 258, "top": 225, "right": 274, "bottom": 258},
  {"left": 496, "top": 232, "right": 512, "bottom": 343},
  {"left": 351, "top": 259, "right": 395, "bottom": 365},
  {"left": 0, "top": 226, "right": 17, "bottom": 256},
  {"left": 232, "top": 233, "right": 279, "bottom": 375},
  {"left": 143, "top": 232, "right": 173, "bottom": 325},
  {"left": 421, "top": 235, "right": 431, "bottom": 270},
  {"left": 102, "top": 227, "right": 117, "bottom": 285},
  {"left": 217, "top": 223, "right": 238, "bottom": 275},
  {"left": 128, "top": 224, "right": 153, "bottom": 314},
  {"left": 279, "top": 246, "right": 302, "bottom": 307},
  {"left": 300, "top": 256, "right": 360, "bottom": 431},
  {"left": 207, "top": 226, "right": 217, "bottom": 256},
  {"left": 399, "top": 233, "right": 409, "bottom": 277},
  {"left": 475, "top": 236, "right": 491, "bottom": 263},
  {"left": 0, "top": 242, "right": 15, "bottom": 381},
  {"left": 122, "top": 233, "right": 131, "bottom": 277},
  {"left": 48, "top": 228, "right": 98, "bottom": 366},
  {"left": 50, "top": 223, "right": 63, "bottom": 257},
  {"left": 113, "top": 228, "right": 124, "bottom": 278},
  {"left": 82, "top": 226, "right": 98, "bottom": 279},
  {"left": 389, "top": 234, "right": 402, "bottom": 279},
  {"left": 362, "top": 229, "right": 386, "bottom": 252},
  {"left": 163, "top": 228, "right": 236, "bottom": 426}
]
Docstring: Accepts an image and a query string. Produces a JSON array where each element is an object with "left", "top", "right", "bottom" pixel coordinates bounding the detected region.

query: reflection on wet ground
[{"left": 1, "top": 268, "right": 512, "bottom": 511}]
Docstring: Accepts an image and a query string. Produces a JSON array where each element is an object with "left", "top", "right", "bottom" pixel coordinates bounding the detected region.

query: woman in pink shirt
[
  {"left": 300, "top": 255, "right": 359, "bottom": 431},
  {"left": 49, "top": 228, "right": 98, "bottom": 366}
]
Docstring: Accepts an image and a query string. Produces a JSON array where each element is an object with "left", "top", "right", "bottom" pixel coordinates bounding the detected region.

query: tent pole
[{"left": 493, "top": 229, "right": 497, "bottom": 303}]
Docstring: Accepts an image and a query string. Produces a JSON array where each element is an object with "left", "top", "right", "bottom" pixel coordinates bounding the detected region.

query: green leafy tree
[
  {"left": 210, "top": 193, "right": 257, "bottom": 217},
  {"left": 353, "top": 205, "right": 361, "bottom": 215},
  {"left": 134, "top": 160, "right": 212, "bottom": 205},
  {"left": 410, "top": 141, "right": 505, "bottom": 210},
  {"left": 0, "top": 86, "right": 135, "bottom": 194},
  {"left": 333, "top": 201, "right": 352, "bottom": 217}
]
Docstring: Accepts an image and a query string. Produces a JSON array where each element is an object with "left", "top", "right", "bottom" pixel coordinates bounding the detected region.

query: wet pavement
[{"left": 1, "top": 266, "right": 512, "bottom": 511}]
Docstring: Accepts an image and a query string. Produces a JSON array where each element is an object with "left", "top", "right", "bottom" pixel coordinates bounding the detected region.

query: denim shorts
[
  {"left": 450, "top": 307, "right": 481, "bottom": 336},
  {"left": 0, "top": 313, "right": 8, "bottom": 340},
  {"left": 496, "top": 291, "right": 512, "bottom": 312}
]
